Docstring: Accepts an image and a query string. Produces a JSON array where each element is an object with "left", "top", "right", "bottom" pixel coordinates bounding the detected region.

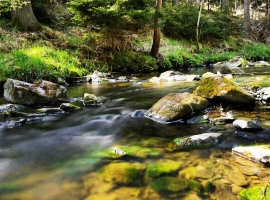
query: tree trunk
[
  {"left": 243, "top": 0, "right": 250, "bottom": 36},
  {"left": 196, "top": 0, "right": 203, "bottom": 52},
  {"left": 151, "top": 0, "right": 162, "bottom": 59},
  {"left": 11, "top": 0, "right": 42, "bottom": 31}
]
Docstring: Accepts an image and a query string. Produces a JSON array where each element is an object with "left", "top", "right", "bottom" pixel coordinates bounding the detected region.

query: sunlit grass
[{"left": 0, "top": 46, "right": 87, "bottom": 83}]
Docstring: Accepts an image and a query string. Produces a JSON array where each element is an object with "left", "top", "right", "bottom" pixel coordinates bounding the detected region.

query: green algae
[
  {"left": 146, "top": 161, "right": 182, "bottom": 178},
  {"left": 100, "top": 162, "right": 146, "bottom": 186},
  {"left": 150, "top": 177, "right": 187, "bottom": 193},
  {"left": 239, "top": 186, "right": 270, "bottom": 200}
]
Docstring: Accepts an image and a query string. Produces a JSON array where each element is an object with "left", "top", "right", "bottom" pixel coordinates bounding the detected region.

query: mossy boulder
[
  {"left": 193, "top": 76, "right": 255, "bottom": 104},
  {"left": 59, "top": 103, "right": 80, "bottom": 112},
  {"left": 150, "top": 177, "right": 187, "bottom": 192},
  {"left": 146, "top": 160, "right": 182, "bottom": 178},
  {"left": 239, "top": 186, "right": 270, "bottom": 200},
  {"left": 83, "top": 93, "right": 102, "bottom": 105},
  {"left": 144, "top": 92, "right": 210, "bottom": 124},
  {"left": 100, "top": 162, "right": 146, "bottom": 186}
]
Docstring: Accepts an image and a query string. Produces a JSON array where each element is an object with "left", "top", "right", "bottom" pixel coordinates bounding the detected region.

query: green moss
[
  {"left": 146, "top": 161, "right": 182, "bottom": 178},
  {"left": 203, "top": 181, "right": 216, "bottom": 193},
  {"left": 150, "top": 177, "right": 187, "bottom": 193},
  {"left": 0, "top": 183, "right": 21, "bottom": 193},
  {"left": 100, "top": 162, "right": 146, "bottom": 186},
  {"left": 239, "top": 186, "right": 270, "bottom": 200},
  {"left": 186, "top": 180, "right": 202, "bottom": 193}
]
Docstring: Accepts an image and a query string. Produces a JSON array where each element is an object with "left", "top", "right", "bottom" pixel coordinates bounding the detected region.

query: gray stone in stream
[
  {"left": 172, "top": 132, "right": 225, "bottom": 149},
  {"left": 83, "top": 93, "right": 102, "bottom": 105},
  {"left": 4, "top": 79, "right": 68, "bottom": 105},
  {"left": 257, "top": 87, "right": 270, "bottom": 102},
  {"left": 232, "top": 145, "right": 270, "bottom": 165},
  {"left": 144, "top": 92, "right": 210, "bottom": 124},
  {"left": 0, "top": 104, "right": 25, "bottom": 114},
  {"left": 193, "top": 76, "right": 255, "bottom": 104},
  {"left": 213, "top": 56, "right": 246, "bottom": 75},
  {"left": 233, "top": 119, "right": 263, "bottom": 130},
  {"left": 59, "top": 103, "right": 80, "bottom": 112}
]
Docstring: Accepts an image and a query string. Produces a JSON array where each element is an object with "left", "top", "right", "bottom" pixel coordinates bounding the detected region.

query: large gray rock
[
  {"left": 172, "top": 132, "right": 225, "bottom": 149},
  {"left": 193, "top": 76, "right": 255, "bottom": 104},
  {"left": 213, "top": 56, "right": 246, "bottom": 74},
  {"left": 144, "top": 92, "right": 210, "bottom": 124},
  {"left": 4, "top": 79, "right": 68, "bottom": 105}
]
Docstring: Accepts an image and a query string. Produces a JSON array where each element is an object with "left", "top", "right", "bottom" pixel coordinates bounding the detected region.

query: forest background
[{"left": 0, "top": 0, "right": 270, "bottom": 84}]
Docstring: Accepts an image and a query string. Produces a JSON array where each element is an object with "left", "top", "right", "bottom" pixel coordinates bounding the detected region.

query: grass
[{"left": 0, "top": 45, "right": 87, "bottom": 83}]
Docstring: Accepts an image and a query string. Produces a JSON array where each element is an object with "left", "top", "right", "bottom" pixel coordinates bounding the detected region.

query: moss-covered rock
[
  {"left": 193, "top": 76, "right": 255, "bottom": 104},
  {"left": 59, "top": 103, "right": 80, "bottom": 111},
  {"left": 239, "top": 186, "right": 270, "bottom": 200},
  {"left": 146, "top": 160, "right": 182, "bottom": 178},
  {"left": 91, "top": 145, "right": 161, "bottom": 159},
  {"left": 100, "top": 161, "right": 146, "bottom": 186},
  {"left": 186, "top": 180, "right": 202, "bottom": 193},
  {"left": 83, "top": 93, "right": 102, "bottom": 105},
  {"left": 150, "top": 177, "right": 187, "bottom": 192},
  {"left": 144, "top": 92, "right": 210, "bottom": 124}
]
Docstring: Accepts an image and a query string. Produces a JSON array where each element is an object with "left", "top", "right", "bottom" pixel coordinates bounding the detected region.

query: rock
[
  {"left": 257, "top": 87, "right": 270, "bottom": 102},
  {"left": 0, "top": 104, "right": 25, "bottom": 115},
  {"left": 150, "top": 177, "right": 187, "bottom": 192},
  {"left": 253, "top": 61, "right": 270, "bottom": 67},
  {"left": 172, "top": 132, "right": 224, "bottom": 149},
  {"left": 144, "top": 92, "right": 210, "bottom": 124},
  {"left": 213, "top": 56, "right": 246, "bottom": 74},
  {"left": 239, "top": 186, "right": 270, "bottom": 200},
  {"left": 232, "top": 145, "right": 270, "bottom": 165},
  {"left": 193, "top": 76, "right": 255, "bottom": 104},
  {"left": 149, "top": 77, "right": 160, "bottom": 82},
  {"left": 100, "top": 162, "right": 145, "bottom": 185},
  {"left": 215, "top": 181, "right": 238, "bottom": 200},
  {"left": 179, "top": 166, "right": 197, "bottom": 179},
  {"left": 234, "top": 131, "right": 257, "bottom": 141},
  {"left": 233, "top": 119, "right": 263, "bottom": 130},
  {"left": 6, "top": 118, "right": 27, "bottom": 128},
  {"left": 202, "top": 72, "right": 216, "bottom": 78},
  {"left": 194, "top": 165, "right": 215, "bottom": 179},
  {"left": 217, "top": 160, "right": 248, "bottom": 186},
  {"left": 146, "top": 160, "right": 182, "bottom": 178},
  {"left": 167, "top": 75, "right": 186, "bottom": 81},
  {"left": 36, "top": 108, "right": 65, "bottom": 114},
  {"left": 130, "top": 110, "right": 146, "bottom": 117},
  {"left": 59, "top": 103, "right": 80, "bottom": 112},
  {"left": 4, "top": 79, "right": 68, "bottom": 105},
  {"left": 83, "top": 93, "right": 102, "bottom": 105},
  {"left": 159, "top": 70, "right": 175, "bottom": 80},
  {"left": 91, "top": 145, "right": 160, "bottom": 159}
]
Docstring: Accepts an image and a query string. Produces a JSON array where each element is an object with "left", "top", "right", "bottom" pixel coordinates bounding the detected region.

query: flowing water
[{"left": 0, "top": 69, "right": 270, "bottom": 200}]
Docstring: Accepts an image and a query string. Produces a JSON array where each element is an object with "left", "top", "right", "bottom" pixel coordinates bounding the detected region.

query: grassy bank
[{"left": 1, "top": 15, "right": 270, "bottom": 84}]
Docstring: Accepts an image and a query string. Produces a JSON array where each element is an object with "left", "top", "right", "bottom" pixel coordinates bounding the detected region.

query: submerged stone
[
  {"left": 100, "top": 162, "right": 146, "bottom": 186},
  {"left": 59, "top": 103, "right": 80, "bottom": 112},
  {"left": 91, "top": 145, "right": 161, "bottom": 159},
  {"left": 0, "top": 104, "right": 25, "bottom": 115},
  {"left": 144, "top": 92, "right": 210, "bottom": 124},
  {"left": 150, "top": 177, "right": 187, "bottom": 192},
  {"left": 146, "top": 160, "right": 182, "bottom": 178},
  {"left": 239, "top": 186, "right": 270, "bottom": 200}
]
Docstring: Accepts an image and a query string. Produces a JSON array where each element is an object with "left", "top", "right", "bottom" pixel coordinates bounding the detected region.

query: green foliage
[
  {"left": 160, "top": 3, "right": 238, "bottom": 40},
  {"left": 110, "top": 51, "right": 158, "bottom": 72},
  {"left": 240, "top": 42, "right": 270, "bottom": 61},
  {"left": 0, "top": 0, "right": 11, "bottom": 15},
  {"left": 0, "top": 46, "right": 87, "bottom": 82}
]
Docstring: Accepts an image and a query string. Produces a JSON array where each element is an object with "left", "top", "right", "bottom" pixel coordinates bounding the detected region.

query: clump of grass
[{"left": 0, "top": 45, "right": 88, "bottom": 83}]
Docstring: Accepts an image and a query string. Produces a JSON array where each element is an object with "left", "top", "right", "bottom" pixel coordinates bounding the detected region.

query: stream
[{"left": 0, "top": 68, "right": 270, "bottom": 200}]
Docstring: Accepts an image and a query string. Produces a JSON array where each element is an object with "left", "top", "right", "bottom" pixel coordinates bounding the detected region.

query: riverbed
[{"left": 0, "top": 68, "right": 270, "bottom": 200}]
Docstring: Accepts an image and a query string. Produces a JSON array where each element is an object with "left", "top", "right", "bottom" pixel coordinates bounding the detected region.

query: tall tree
[
  {"left": 151, "top": 0, "right": 162, "bottom": 59},
  {"left": 243, "top": 0, "right": 250, "bottom": 36},
  {"left": 11, "top": 0, "right": 42, "bottom": 31},
  {"left": 196, "top": 0, "right": 203, "bottom": 52}
]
